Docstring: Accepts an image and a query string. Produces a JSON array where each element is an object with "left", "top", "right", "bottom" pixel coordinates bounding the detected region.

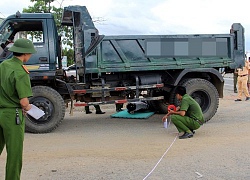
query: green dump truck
[{"left": 0, "top": 6, "right": 245, "bottom": 133}]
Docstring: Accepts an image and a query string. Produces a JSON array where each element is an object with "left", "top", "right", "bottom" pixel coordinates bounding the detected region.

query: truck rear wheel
[
  {"left": 170, "top": 78, "right": 219, "bottom": 122},
  {"left": 148, "top": 89, "right": 169, "bottom": 113},
  {"left": 25, "top": 86, "right": 65, "bottom": 133},
  {"left": 150, "top": 78, "right": 219, "bottom": 122}
]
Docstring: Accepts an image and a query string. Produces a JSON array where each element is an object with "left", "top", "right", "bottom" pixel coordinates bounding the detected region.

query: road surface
[{"left": 1, "top": 74, "right": 250, "bottom": 180}]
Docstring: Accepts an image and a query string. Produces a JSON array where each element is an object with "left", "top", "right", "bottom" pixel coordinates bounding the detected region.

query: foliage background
[{"left": 23, "top": 0, "right": 74, "bottom": 66}]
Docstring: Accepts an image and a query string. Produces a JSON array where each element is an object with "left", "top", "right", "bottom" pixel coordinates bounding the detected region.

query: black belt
[
  {"left": 194, "top": 119, "right": 203, "bottom": 125},
  {"left": 238, "top": 74, "right": 248, "bottom": 77}
]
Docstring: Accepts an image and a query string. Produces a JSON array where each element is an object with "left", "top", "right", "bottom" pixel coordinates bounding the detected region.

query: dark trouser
[
  {"left": 85, "top": 105, "right": 101, "bottom": 113},
  {"left": 0, "top": 108, "right": 25, "bottom": 180},
  {"left": 171, "top": 115, "right": 200, "bottom": 133},
  {"left": 234, "top": 73, "right": 238, "bottom": 91},
  {"left": 116, "top": 104, "right": 123, "bottom": 111}
]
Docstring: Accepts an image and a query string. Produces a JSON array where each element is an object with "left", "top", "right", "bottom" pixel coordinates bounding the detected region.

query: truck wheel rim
[{"left": 28, "top": 97, "right": 54, "bottom": 123}]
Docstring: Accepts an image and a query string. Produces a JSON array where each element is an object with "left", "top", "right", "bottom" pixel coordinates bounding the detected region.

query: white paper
[{"left": 26, "top": 104, "right": 45, "bottom": 120}]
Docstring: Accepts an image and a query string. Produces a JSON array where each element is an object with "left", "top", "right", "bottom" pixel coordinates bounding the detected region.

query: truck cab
[{"left": 0, "top": 13, "right": 60, "bottom": 79}]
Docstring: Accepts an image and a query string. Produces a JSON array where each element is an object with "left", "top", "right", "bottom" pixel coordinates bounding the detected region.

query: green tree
[
  {"left": 23, "top": 1, "right": 105, "bottom": 67},
  {"left": 23, "top": 0, "right": 73, "bottom": 47},
  {"left": 23, "top": 0, "right": 74, "bottom": 65},
  {"left": 62, "top": 48, "right": 74, "bottom": 66}
]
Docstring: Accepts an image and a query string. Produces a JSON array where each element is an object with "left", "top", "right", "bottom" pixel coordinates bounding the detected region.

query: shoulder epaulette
[{"left": 22, "top": 65, "right": 30, "bottom": 74}]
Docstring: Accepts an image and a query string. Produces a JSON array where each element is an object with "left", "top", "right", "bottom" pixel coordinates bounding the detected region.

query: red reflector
[
  {"left": 115, "top": 99, "right": 127, "bottom": 104},
  {"left": 73, "top": 90, "right": 87, "bottom": 94},
  {"left": 115, "top": 87, "right": 127, "bottom": 91},
  {"left": 74, "top": 103, "right": 87, "bottom": 107}
]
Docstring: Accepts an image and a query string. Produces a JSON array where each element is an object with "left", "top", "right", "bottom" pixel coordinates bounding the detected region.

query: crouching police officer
[
  {"left": 162, "top": 86, "right": 204, "bottom": 139},
  {"left": 0, "top": 38, "right": 36, "bottom": 180}
]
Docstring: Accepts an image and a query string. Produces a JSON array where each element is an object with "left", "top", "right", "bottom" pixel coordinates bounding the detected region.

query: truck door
[{"left": 0, "top": 18, "right": 53, "bottom": 71}]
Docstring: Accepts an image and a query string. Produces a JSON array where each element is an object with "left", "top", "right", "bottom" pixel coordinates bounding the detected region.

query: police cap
[{"left": 9, "top": 38, "right": 36, "bottom": 54}]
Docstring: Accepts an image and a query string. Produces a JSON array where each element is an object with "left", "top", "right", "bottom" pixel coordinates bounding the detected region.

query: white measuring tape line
[{"left": 143, "top": 118, "right": 178, "bottom": 180}]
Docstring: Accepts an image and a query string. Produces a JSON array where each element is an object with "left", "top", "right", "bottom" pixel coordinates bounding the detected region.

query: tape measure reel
[{"left": 167, "top": 104, "right": 176, "bottom": 111}]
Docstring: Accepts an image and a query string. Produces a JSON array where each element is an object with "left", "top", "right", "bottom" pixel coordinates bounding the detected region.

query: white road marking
[{"left": 195, "top": 171, "right": 203, "bottom": 178}]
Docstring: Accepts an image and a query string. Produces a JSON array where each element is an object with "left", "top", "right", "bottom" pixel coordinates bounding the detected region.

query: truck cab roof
[{"left": 6, "top": 12, "right": 54, "bottom": 20}]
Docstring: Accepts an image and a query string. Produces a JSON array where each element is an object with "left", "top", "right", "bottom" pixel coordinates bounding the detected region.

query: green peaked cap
[{"left": 9, "top": 38, "right": 36, "bottom": 54}]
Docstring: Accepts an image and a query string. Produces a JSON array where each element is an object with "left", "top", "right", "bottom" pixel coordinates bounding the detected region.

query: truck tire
[
  {"left": 25, "top": 86, "right": 65, "bottom": 133},
  {"left": 170, "top": 78, "right": 219, "bottom": 122},
  {"left": 148, "top": 89, "right": 169, "bottom": 113}
]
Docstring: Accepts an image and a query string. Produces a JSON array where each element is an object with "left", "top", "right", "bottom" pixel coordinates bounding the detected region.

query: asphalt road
[{"left": 1, "top": 74, "right": 250, "bottom": 180}]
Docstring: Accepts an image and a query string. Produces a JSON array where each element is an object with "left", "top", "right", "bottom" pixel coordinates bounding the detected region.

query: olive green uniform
[
  {"left": 0, "top": 57, "right": 33, "bottom": 180},
  {"left": 171, "top": 94, "right": 204, "bottom": 133}
]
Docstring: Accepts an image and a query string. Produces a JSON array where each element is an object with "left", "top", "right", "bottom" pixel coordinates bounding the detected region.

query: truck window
[
  {"left": 0, "top": 20, "right": 44, "bottom": 60},
  {"left": 0, "top": 22, "right": 14, "bottom": 56},
  {"left": 101, "top": 39, "right": 148, "bottom": 63},
  {"left": 24, "top": 31, "right": 44, "bottom": 43},
  {"left": 0, "top": 23, "right": 14, "bottom": 44}
]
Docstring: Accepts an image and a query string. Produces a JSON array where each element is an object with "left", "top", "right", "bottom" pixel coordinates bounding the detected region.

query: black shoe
[
  {"left": 116, "top": 109, "right": 122, "bottom": 112},
  {"left": 179, "top": 132, "right": 193, "bottom": 139},
  {"left": 235, "top": 99, "right": 242, "bottom": 102},
  {"left": 246, "top": 97, "right": 250, "bottom": 101},
  {"left": 96, "top": 111, "right": 105, "bottom": 114},
  {"left": 234, "top": 90, "right": 238, "bottom": 93},
  {"left": 86, "top": 111, "right": 92, "bottom": 114}
]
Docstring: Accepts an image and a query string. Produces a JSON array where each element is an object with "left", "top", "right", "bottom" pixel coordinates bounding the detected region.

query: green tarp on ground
[{"left": 111, "top": 110, "right": 154, "bottom": 119}]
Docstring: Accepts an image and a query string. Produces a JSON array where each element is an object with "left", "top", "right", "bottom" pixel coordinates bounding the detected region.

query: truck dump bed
[
  {"left": 62, "top": 6, "right": 244, "bottom": 74},
  {"left": 86, "top": 26, "right": 244, "bottom": 74},
  {"left": 95, "top": 34, "right": 232, "bottom": 72}
]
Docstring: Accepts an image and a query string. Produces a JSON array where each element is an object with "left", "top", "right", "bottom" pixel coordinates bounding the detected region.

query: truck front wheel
[{"left": 25, "top": 86, "right": 65, "bottom": 133}]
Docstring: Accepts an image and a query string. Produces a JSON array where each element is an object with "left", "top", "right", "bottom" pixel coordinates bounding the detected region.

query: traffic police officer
[
  {"left": 0, "top": 38, "right": 36, "bottom": 180},
  {"left": 235, "top": 59, "right": 250, "bottom": 101}
]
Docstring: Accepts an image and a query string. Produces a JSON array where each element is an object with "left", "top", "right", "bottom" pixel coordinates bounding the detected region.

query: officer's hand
[
  {"left": 24, "top": 104, "right": 32, "bottom": 111},
  {"left": 162, "top": 112, "right": 171, "bottom": 122},
  {"left": 168, "top": 109, "right": 175, "bottom": 115},
  {"left": 22, "top": 109, "right": 27, "bottom": 115},
  {"left": 162, "top": 115, "right": 167, "bottom": 122}
]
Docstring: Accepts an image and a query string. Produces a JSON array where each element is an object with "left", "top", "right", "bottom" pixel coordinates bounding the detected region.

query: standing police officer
[
  {"left": 235, "top": 59, "right": 250, "bottom": 101},
  {"left": 0, "top": 38, "right": 36, "bottom": 180}
]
